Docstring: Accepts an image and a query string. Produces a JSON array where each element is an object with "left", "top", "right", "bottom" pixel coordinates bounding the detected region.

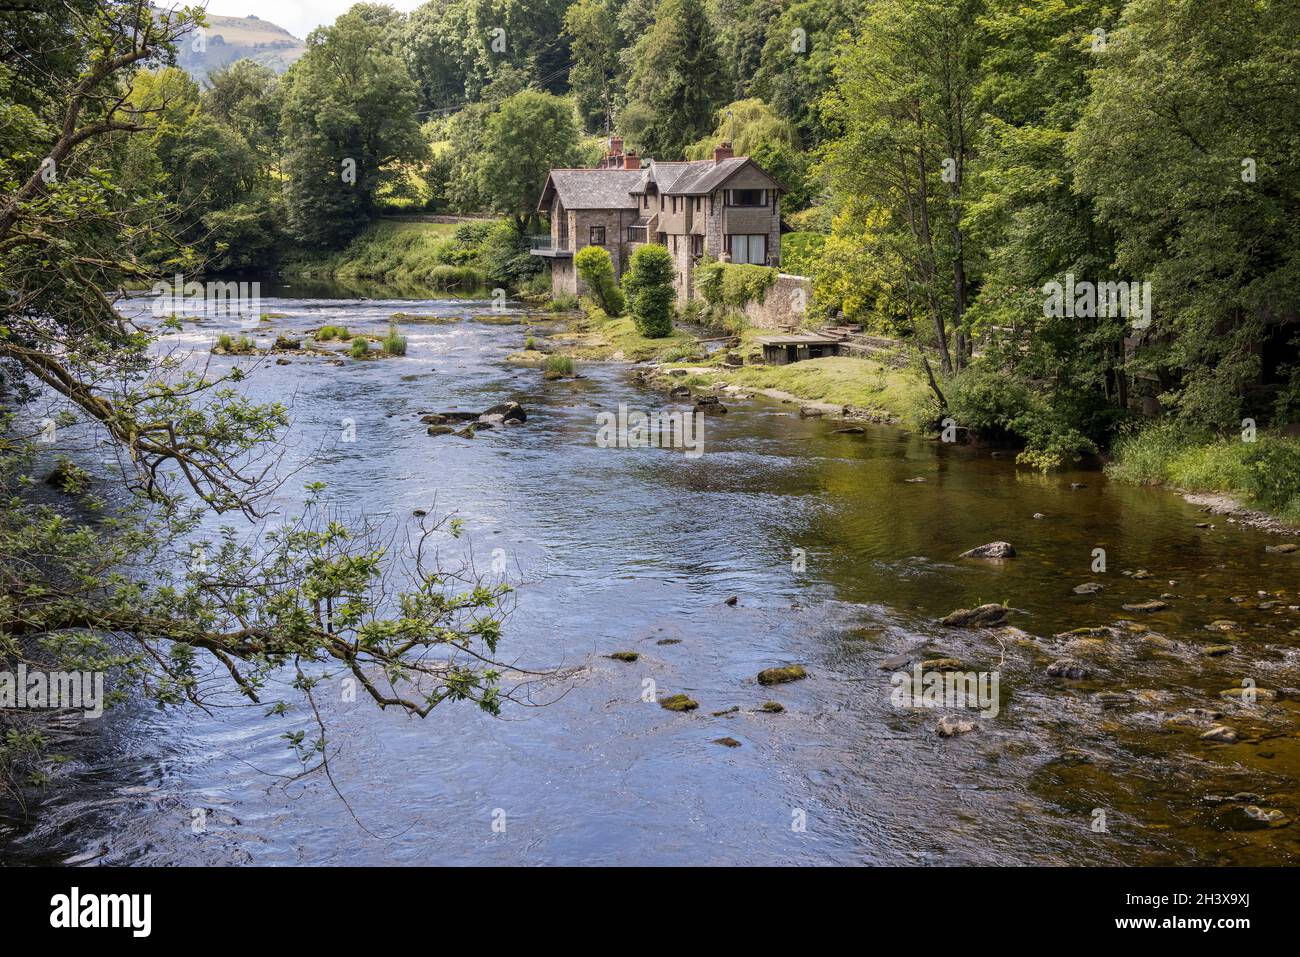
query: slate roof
[
  {"left": 537, "top": 157, "right": 784, "bottom": 212},
  {"left": 538, "top": 169, "right": 643, "bottom": 211}
]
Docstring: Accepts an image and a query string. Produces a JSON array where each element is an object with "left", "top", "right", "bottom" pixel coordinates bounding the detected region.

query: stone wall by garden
[{"left": 742, "top": 273, "right": 812, "bottom": 329}]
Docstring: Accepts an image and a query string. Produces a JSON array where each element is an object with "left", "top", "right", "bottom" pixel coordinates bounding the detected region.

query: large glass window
[{"left": 728, "top": 234, "right": 767, "bottom": 265}]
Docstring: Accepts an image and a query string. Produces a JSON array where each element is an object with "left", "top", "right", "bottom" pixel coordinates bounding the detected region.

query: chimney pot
[{"left": 713, "top": 141, "right": 733, "bottom": 164}]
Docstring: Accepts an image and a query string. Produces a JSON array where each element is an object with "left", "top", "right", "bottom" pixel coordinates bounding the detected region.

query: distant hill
[{"left": 175, "top": 14, "right": 305, "bottom": 82}]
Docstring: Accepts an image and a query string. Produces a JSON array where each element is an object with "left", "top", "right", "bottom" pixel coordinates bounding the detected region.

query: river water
[{"left": 4, "top": 280, "right": 1298, "bottom": 865}]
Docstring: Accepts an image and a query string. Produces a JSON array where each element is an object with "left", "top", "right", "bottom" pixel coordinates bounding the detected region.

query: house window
[
  {"left": 590, "top": 225, "right": 606, "bottom": 245},
  {"left": 692, "top": 234, "right": 703, "bottom": 257},
  {"left": 728, "top": 234, "right": 767, "bottom": 265},
  {"left": 660, "top": 196, "right": 664, "bottom": 210},
  {"left": 672, "top": 234, "right": 678, "bottom": 253},
  {"left": 727, "top": 189, "right": 765, "bottom": 207}
]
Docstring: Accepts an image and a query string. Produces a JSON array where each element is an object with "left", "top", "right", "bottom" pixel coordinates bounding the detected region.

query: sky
[{"left": 202, "top": 1, "right": 421, "bottom": 42}]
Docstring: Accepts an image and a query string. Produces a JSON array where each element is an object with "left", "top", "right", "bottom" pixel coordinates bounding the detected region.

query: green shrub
[
  {"left": 382, "top": 325, "right": 407, "bottom": 356},
  {"left": 548, "top": 293, "right": 579, "bottom": 312},
  {"left": 524, "top": 336, "right": 537, "bottom": 350},
  {"left": 574, "top": 245, "right": 625, "bottom": 317},
  {"left": 216, "top": 333, "right": 255, "bottom": 353},
  {"left": 543, "top": 354, "right": 574, "bottom": 378},
  {"left": 622, "top": 244, "right": 675, "bottom": 338},
  {"left": 694, "top": 260, "right": 776, "bottom": 317},
  {"left": 426, "top": 263, "right": 485, "bottom": 289},
  {"left": 350, "top": 336, "right": 371, "bottom": 358},
  {"left": 782, "top": 232, "right": 825, "bottom": 277},
  {"left": 315, "top": 325, "right": 350, "bottom": 341}
]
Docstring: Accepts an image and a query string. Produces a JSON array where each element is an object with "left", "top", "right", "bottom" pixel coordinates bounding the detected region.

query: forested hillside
[{"left": 4, "top": 0, "right": 1299, "bottom": 473}]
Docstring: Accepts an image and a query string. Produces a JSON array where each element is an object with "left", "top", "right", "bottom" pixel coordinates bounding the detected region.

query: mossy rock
[
  {"left": 760, "top": 701, "right": 785, "bottom": 714},
  {"left": 390, "top": 312, "right": 458, "bottom": 324},
  {"left": 920, "top": 657, "right": 965, "bottom": 673},
  {"left": 757, "top": 665, "right": 807, "bottom": 686},
  {"left": 659, "top": 693, "right": 698, "bottom": 712},
  {"left": 606, "top": 651, "right": 639, "bottom": 662},
  {"left": 712, "top": 737, "right": 742, "bottom": 748}
]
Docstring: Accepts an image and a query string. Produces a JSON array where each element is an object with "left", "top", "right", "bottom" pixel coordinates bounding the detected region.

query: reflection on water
[{"left": 4, "top": 280, "right": 1298, "bottom": 865}]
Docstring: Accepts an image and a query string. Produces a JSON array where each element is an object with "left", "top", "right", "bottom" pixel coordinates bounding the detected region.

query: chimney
[
  {"left": 713, "top": 141, "right": 733, "bottom": 164},
  {"left": 624, "top": 149, "right": 639, "bottom": 170},
  {"left": 610, "top": 136, "right": 624, "bottom": 155}
]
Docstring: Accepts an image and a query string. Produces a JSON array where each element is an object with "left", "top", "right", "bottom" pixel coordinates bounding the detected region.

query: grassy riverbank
[
  {"left": 1106, "top": 422, "right": 1300, "bottom": 525},
  {"left": 281, "top": 219, "right": 543, "bottom": 293}
]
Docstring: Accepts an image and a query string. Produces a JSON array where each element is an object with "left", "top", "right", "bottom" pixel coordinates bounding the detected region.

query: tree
[
  {"left": 575, "top": 245, "right": 625, "bottom": 315},
  {"left": 623, "top": 244, "right": 676, "bottom": 337},
  {"left": 1070, "top": 0, "right": 1300, "bottom": 430},
  {"left": 280, "top": 4, "right": 428, "bottom": 247},
  {"left": 564, "top": 0, "right": 622, "bottom": 132},
  {"left": 0, "top": 1, "right": 526, "bottom": 798},
  {"left": 684, "top": 98, "right": 813, "bottom": 210},
  {"left": 819, "top": 0, "right": 984, "bottom": 384},
  {"left": 752, "top": 0, "right": 864, "bottom": 145},
  {"left": 622, "top": 0, "right": 726, "bottom": 159},
  {"left": 477, "top": 90, "right": 580, "bottom": 229}
]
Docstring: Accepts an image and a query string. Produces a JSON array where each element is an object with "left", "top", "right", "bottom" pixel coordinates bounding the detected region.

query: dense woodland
[
  {"left": 7, "top": 0, "right": 1299, "bottom": 468},
  {"left": 1, "top": 0, "right": 1299, "bottom": 789}
]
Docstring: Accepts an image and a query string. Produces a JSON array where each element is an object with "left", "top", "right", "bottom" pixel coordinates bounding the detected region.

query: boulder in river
[
  {"left": 1265, "top": 543, "right": 1298, "bottom": 553},
  {"left": 659, "top": 693, "right": 698, "bottom": 712},
  {"left": 936, "top": 716, "right": 977, "bottom": 737},
  {"left": 757, "top": 665, "right": 807, "bottom": 686},
  {"left": 1240, "top": 805, "right": 1290, "bottom": 828},
  {"left": 1046, "top": 659, "right": 1089, "bottom": 680},
  {"left": 920, "top": 657, "right": 965, "bottom": 673},
  {"left": 959, "top": 541, "right": 1016, "bottom": 559},
  {"left": 1122, "top": 599, "right": 1170, "bottom": 612},
  {"left": 1200, "top": 725, "right": 1238, "bottom": 743},
  {"left": 760, "top": 701, "right": 786, "bottom": 714},
  {"left": 940, "top": 604, "right": 1008, "bottom": 628},
  {"left": 482, "top": 401, "right": 526, "bottom": 424},
  {"left": 1073, "top": 582, "right": 1104, "bottom": 595},
  {"left": 606, "top": 651, "right": 639, "bottom": 663}
]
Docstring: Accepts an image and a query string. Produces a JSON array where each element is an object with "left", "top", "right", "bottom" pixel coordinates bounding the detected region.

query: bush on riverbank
[
  {"left": 622, "top": 244, "right": 675, "bottom": 338},
  {"left": 1107, "top": 422, "right": 1300, "bottom": 522},
  {"left": 283, "top": 219, "right": 544, "bottom": 292},
  {"left": 574, "top": 246, "right": 624, "bottom": 317}
]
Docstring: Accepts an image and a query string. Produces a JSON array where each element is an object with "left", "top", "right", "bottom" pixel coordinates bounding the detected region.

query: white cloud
[{"left": 201, "top": 0, "right": 423, "bottom": 43}]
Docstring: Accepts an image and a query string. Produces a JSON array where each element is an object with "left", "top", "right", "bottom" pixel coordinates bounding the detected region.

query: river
[{"left": 4, "top": 280, "right": 1298, "bottom": 865}]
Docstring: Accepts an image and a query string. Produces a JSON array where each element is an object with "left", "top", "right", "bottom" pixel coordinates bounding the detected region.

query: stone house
[{"left": 532, "top": 137, "right": 785, "bottom": 305}]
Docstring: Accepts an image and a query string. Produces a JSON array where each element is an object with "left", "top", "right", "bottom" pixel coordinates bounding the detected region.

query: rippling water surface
[{"left": 5, "top": 279, "right": 1298, "bottom": 865}]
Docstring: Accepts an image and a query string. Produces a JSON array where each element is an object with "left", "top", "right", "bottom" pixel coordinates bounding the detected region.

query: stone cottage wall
[{"left": 741, "top": 273, "right": 812, "bottom": 329}]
